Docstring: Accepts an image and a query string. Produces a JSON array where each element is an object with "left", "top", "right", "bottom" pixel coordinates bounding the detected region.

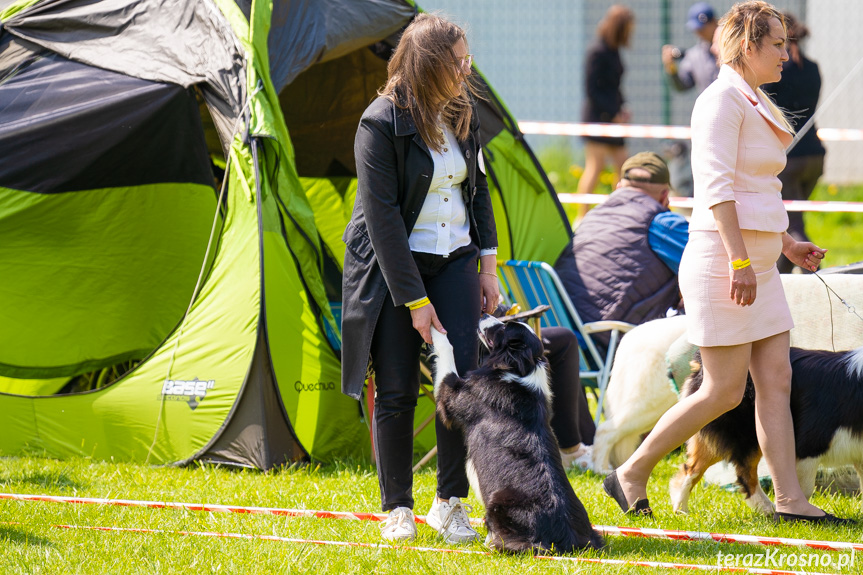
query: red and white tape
[
  {"left": 557, "top": 193, "right": 863, "bottom": 213},
  {"left": 3, "top": 492, "right": 860, "bottom": 554},
  {"left": 518, "top": 121, "right": 863, "bottom": 142},
  {"left": 50, "top": 523, "right": 842, "bottom": 575}
]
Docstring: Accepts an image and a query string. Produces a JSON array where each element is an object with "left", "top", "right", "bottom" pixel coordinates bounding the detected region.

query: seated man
[{"left": 554, "top": 152, "right": 689, "bottom": 355}]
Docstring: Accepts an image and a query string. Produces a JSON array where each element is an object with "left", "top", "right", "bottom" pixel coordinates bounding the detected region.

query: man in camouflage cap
[{"left": 554, "top": 151, "right": 690, "bottom": 354}]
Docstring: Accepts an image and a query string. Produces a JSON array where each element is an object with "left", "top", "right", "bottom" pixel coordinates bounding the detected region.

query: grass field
[
  {"left": 537, "top": 147, "right": 863, "bottom": 268},
  {"left": 1, "top": 453, "right": 860, "bottom": 574}
]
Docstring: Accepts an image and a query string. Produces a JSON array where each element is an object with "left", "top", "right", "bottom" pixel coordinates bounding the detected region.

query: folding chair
[{"left": 496, "top": 260, "right": 634, "bottom": 425}]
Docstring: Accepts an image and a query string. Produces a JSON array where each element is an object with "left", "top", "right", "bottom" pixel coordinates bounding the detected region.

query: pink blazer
[{"left": 689, "top": 65, "right": 793, "bottom": 233}]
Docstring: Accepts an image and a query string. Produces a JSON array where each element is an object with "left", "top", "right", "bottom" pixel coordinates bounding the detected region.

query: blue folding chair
[{"left": 497, "top": 260, "right": 634, "bottom": 425}]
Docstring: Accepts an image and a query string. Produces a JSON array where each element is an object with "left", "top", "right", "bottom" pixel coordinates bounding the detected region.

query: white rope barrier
[
  {"left": 518, "top": 121, "right": 863, "bottom": 142},
  {"left": 557, "top": 193, "right": 863, "bottom": 213}
]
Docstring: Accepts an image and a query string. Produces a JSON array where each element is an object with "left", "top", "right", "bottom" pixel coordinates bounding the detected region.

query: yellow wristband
[
  {"left": 407, "top": 297, "right": 430, "bottom": 311},
  {"left": 730, "top": 258, "right": 751, "bottom": 270}
]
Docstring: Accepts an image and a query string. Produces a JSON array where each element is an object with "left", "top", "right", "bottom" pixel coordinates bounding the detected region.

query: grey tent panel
[
  {"left": 196, "top": 327, "right": 308, "bottom": 470},
  {"left": 2, "top": 0, "right": 246, "bottom": 154},
  {"left": 268, "top": 0, "right": 414, "bottom": 93},
  {"left": 0, "top": 47, "right": 214, "bottom": 193}
]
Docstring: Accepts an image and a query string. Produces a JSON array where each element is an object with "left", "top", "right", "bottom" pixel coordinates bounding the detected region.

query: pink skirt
[{"left": 678, "top": 230, "right": 793, "bottom": 347}]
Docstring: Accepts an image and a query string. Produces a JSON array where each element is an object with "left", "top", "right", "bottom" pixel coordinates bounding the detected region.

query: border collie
[
  {"left": 430, "top": 316, "right": 604, "bottom": 554},
  {"left": 670, "top": 346, "right": 863, "bottom": 515}
]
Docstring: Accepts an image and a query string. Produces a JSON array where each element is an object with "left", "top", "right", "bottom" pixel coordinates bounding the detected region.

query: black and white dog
[
  {"left": 430, "top": 316, "right": 604, "bottom": 553},
  {"left": 670, "top": 346, "right": 863, "bottom": 515}
]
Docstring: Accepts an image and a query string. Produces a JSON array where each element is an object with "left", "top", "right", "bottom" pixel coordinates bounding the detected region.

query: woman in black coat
[
  {"left": 341, "top": 13, "right": 498, "bottom": 543},
  {"left": 576, "top": 5, "right": 634, "bottom": 219}
]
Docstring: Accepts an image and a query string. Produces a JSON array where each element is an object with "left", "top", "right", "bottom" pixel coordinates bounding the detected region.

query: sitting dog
[
  {"left": 431, "top": 316, "right": 604, "bottom": 553},
  {"left": 670, "top": 346, "right": 863, "bottom": 515}
]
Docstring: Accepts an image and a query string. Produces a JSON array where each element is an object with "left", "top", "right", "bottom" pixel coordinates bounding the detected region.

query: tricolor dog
[
  {"left": 670, "top": 346, "right": 863, "bottom": 516},
  {"left": 431, "top": 316, "right": 603, "bottom": 553}
]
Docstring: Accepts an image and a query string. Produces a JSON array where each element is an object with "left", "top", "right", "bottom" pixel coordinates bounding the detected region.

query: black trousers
[
  {"left": 370, "top": 244, "right": 480, "bottom": 512},
  {"left": 543, "top": 327, "right": 596, "bottom": 448}
]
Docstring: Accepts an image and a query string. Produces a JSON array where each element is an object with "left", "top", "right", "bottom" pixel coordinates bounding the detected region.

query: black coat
[
  {"left": 582, "top": 40, "right": 624, "bottom": 123},
  {"left": 340, "top": 96, "right": 497, "bottom": 399}
]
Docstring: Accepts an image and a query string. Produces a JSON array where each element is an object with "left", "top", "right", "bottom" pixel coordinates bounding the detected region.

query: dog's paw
[
  {"left": 430, "top": 327, "right": 457, "bottom": 393},
  {"left": 430, "top": 326, "right": 451, "bottom": 353},
  {"left": 669, "top": 473, "right": 692, "bottom": 514},
  {"left": 744, "top": 490, "right": 775, "bottom": 516}
]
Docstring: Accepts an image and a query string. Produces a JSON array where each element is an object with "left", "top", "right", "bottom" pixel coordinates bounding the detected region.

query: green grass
[
  {"left": 1, "top": 454, "right": 860, "bottom": 573},
  {"left": 804, "top": 183, "right": 863, "bottom": 267},
  {"left": 536, "top": 146, "right": 863, "bottom": 268}
]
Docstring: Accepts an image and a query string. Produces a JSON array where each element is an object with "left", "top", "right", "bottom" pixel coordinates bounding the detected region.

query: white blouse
[{"left": 408, "top": 123, "right": 471, "bottom": 256}]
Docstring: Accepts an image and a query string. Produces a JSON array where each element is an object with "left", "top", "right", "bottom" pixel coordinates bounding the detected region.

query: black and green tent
[{"left": 0, "top": 0, "right": 572, "bottom": 469}]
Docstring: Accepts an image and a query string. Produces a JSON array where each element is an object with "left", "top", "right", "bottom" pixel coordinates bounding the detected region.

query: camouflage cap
[{"left": 621, "top": 151, "right": 670, "bottom": 186}]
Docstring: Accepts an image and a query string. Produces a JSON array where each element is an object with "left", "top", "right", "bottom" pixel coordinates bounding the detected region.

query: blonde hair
[
  {"left": 379, "top": 13, "right": 479, "bottom": 152},
  {"left": 718, "top": 1, "right": 794, "bottom": 132}
]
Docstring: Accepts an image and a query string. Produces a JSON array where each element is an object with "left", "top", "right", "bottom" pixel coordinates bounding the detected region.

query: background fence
[{"left": 419, "top": 0, "right": 863, "bottom": 183}]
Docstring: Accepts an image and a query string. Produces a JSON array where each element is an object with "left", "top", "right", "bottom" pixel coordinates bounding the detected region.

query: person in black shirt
[
  {"left": 763, "top": 13, "right": 826, "bottom": 273},
  {"left": 576, "top": 5, "right": 635, "bottom": 220}
]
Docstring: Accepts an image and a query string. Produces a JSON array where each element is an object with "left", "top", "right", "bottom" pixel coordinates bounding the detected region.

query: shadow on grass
[
  {"left": 0, "top": 470, "right": 86, "bottom": 491},
  {"left": 0, "top": 525, "right": 53, "bottom": 547}
]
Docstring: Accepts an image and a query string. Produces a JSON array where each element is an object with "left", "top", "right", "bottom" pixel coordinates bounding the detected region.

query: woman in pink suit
[{"left": 602, "top": 1, "right": 850, "bottom": 524}]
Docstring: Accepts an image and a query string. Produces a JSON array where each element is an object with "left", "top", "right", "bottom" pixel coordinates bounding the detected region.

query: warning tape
[
  {"left": 518, "top": 121, "right": 863, "bottom": 142},
  {"left": 49, "top": 523, "right": 842, "bottom": 575},
  {"left": 3, "top": 492, "right": 860, "bottom": 554},
  {"left": 557, "top": 193, "right": 863, "bottom": 213}
]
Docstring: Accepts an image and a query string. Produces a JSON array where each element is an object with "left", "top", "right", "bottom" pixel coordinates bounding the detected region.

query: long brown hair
[
  {"left": 597, "top": 5, "right": 634, "bottom": 50},
  {"left": 380, "top": 13, "right": 479, "bottom": 152},
  {"left": 718, "top": 1, "right": 793, "bottom": 132}
]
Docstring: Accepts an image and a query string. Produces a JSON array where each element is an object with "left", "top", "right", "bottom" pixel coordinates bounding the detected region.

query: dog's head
[{"left": 478, "top": 314, "right": 550, "bottom": 396}]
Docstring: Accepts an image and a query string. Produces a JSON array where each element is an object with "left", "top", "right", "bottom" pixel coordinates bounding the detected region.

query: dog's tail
[{"left": 430, "top": 326, "right": 458, "bottom": 395}]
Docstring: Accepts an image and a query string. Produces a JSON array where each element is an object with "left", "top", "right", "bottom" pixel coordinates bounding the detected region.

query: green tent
[{"left": 0, "top": 0, "right": 572, "bottom": 469}]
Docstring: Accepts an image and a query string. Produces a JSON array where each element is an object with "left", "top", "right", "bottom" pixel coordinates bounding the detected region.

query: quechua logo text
[{"left": 294, "top": 381, "right": 336, "bottom": 393}]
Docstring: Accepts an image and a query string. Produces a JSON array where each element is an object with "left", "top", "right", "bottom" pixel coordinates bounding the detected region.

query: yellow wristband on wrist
[
  {"left": 407, "top": 297, "right": 430, "bottom": 311},
  {"left": 730, "top": 258, "right": 751, "bottom": 270}
]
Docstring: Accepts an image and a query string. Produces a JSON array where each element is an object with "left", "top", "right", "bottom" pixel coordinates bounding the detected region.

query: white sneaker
[
  {"left": 561, "top": 443, "right": 594, "bottom": 472},
  {"left": 380, "top": 507, "right": 417, "bottom": 541},
  {"left": 425, "top": 496, "right": 481, "bottom": 543}
]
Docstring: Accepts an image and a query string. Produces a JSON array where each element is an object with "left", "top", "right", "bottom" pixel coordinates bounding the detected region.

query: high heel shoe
[
  {"left": 602, "top": 470, "right": 652, "bottom": 517},
  {"left": 773, "top": 511, "right": 855, "bottom": 525}
]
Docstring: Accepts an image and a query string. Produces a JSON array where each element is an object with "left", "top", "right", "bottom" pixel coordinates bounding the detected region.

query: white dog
[{"left": 591, "top": 315, "right": 689, "bottom": 474}]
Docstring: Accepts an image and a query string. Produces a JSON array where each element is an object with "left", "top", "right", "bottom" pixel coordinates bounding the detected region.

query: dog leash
[{"left": 811, "top": 270, "right": 863, "bottom": 352}]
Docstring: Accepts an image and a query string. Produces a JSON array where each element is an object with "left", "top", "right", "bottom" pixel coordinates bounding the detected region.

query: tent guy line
[{"left": 2, "top": 492, "right": 860, "bottom": 553}]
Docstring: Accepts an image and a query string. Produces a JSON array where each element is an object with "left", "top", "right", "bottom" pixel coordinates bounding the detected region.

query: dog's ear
[{"left": 501, "top": 324, "right": 546, "bottom": 377}]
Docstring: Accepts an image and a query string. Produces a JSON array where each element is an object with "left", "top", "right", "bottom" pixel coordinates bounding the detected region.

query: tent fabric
[
  {"left": 0, "top": 0, "right": 571, "bottom": 469},
  {"left": 268, "top": 0, "right": 414, "bottom": 93},
  {"left": 0, "top": 49, "right": 214, "bottom": 193},
  {"left": 1, "top": 0, "right": 246, "bottom": 152}
]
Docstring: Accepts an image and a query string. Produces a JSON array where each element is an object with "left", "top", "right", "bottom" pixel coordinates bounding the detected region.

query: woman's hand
[
  {"left": 730, "top": 265, "right": 757, "bottom": 306},
  {"left": 479, "top": 273, "right": 500, "bottom": 314},
  {"left": 479, "top": 254, "right": 499, "bottom": 314},
  {"left": 410, "top": 303, "right": 446, "bottom": 345},
  {"left": 782, "top": 237, "right": 827, "bottom": 272}
]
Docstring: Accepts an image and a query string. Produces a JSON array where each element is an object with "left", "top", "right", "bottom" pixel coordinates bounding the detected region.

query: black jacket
[
  {"left": 582, "top": 40, "right": 624, "bottom": 123},
  {"left": 763, "top": 55, "right": 825, "bottom": 158},
  {"left": 340, "top": 95, "right": 497, "bottom": 399}
]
